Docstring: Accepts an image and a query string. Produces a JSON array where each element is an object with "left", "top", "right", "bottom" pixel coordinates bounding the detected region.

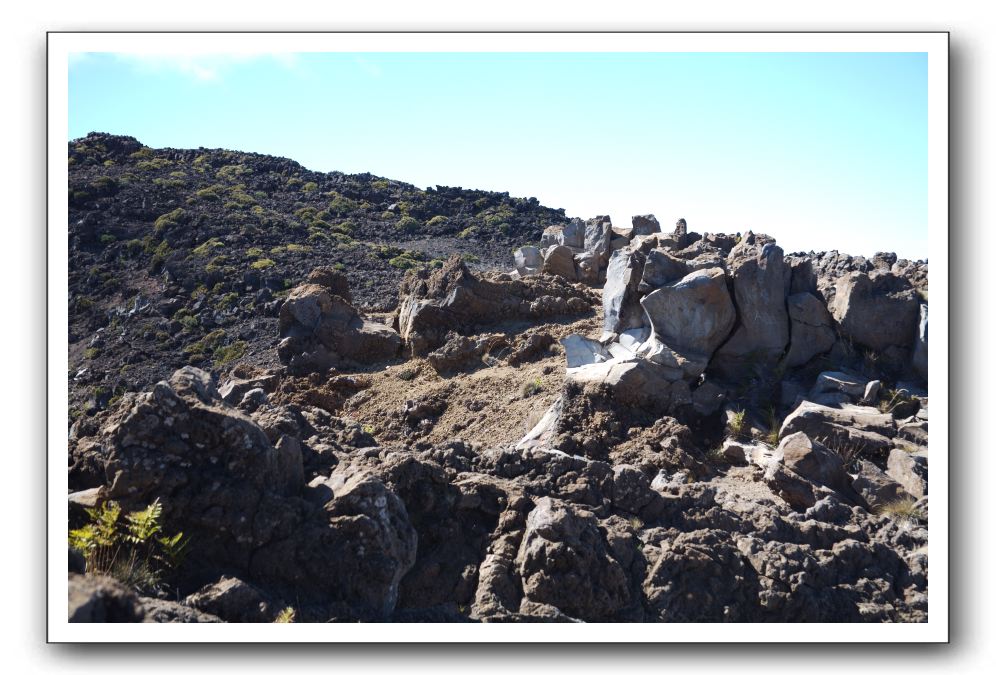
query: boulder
[
  {"left": 776, "top": 432, "right": 849, "bottom": 493},
  {"left": 640, "top": 267, "right": 736, "bottom": 360},
  {"left": 98, "top": 367, "right": 416, "bottom": 617},
  {"left": 583, "top": 215, "right": 613, "bottom": 266},
  {"left": 913, "top": 303, "right": 928, "bottom": 381},
  {"left": 830, "top": 271, "right": 919, "bottom": 352},
  {"left": 851, "top": 460, "right": 909, "bottom": 511},
  {"left": 561, "top": 334, "right": 611, "bottom": 369},
  {"left": 779, "top": 401, "right": 896, "bottom": 453},
  {"left": 631, "top": 214, "right": 661, "bottom": 237},
  {"left": 69, "top": 573, "right": 146, "bottom": 623},
  {"left": 396, "top": 256, "right": 591, "bottom": 355},
  {"left": 184, "top": 576, "right": 274, "bottom": 623},
  {"left": 277, "top": 282, "right": 400, "bottom": 374},
  {"left": 556, "top": 219, "right": 585, "bottom": 249},
  {"left": 886, "top": 448, "right": 928, "bottom": 498},
  {"left": 602, "top": 248, "right": 645, "bottom": 334},
  {"left": 711, "top": 239, "right": 790, "bottom": 377},
  {"left": 809, "top": 371, "right": 879, "bottom": 404},
  {"left": 783, "top": 292, "right": 836, "bottom": 368},
  {"left": 639, "top": 248, "right": 690, "bottom": 290},
  {"left": 565, "top": 359, "right": 680, "bottom": 410},
  {"left": 513, "top": 246, "right": 542, "bottom": 276},
  {"left": 541, "top": 245, "right": 578, "bottom": 281},
  {"left": 516, "top": 497, "right": 635, "bottom": 621},
  {"left": 305, "top": 266, "right": 352, "bottom": 303}
]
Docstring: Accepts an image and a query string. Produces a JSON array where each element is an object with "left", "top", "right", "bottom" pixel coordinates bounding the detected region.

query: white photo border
[{"left": 48, "top": 31, "right": 949, "bottom": 643}]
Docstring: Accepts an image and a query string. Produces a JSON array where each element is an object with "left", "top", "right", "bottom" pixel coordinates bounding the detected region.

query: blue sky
[{"left": 69, "top": 52, "right": 928, "bottom": 259}]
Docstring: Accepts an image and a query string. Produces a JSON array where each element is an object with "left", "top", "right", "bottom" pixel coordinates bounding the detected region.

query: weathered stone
[
  {"left": 639, "top": 248, "right": 690, "bottom": 290},
  {"left": 777, "top": 432, "right": 849, "bottom": 493},
  {"left": 541, "top": 245, "right": 578, "bottom": 281},
  {"left": 639, "top": 267, "right": 736, "bottom": 367},
  {"left": 513, "top": 246, "right": 542, "bottom": 276},
  {"left": 784, "top": 292, "right": 836, "bottom": 368},
  {"left": 851, "top": 460, "right": 909, "bottom": 511},
  {"left": 830, "top": 271, "right": 919, "bottom": 352},
  {"left": 516, "top": 498, "right": 634, "bottom": 621},
  {"left": 886, "top": 448, "right": 927, "bottom": 498},
  {"left": 631, "top": 214, "right": 661, "bottom": 237},
  {"left": 583, "top": 215, "right": 613, "bottom": 265},
  {"left": 556, "top": 219, "right": 585, "bottom": 249},
  {"left": 602, "top": 248, "right": 645, "bottom": 334},
  {"left": 711, "top": 239, "right": 790, "bottom": 377},
  {"left": 566, "top": 359, "right": 678, "bottom": 410},
  {"left": 780, "top": 401, "right": 896, "bottom": 453}
]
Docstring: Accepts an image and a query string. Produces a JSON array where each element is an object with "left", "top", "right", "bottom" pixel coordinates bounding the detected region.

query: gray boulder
[
  {"left": 776, "top": 432, "right": 849, "bottom": 493},
  {"left": 886, "top": 447, "right": 928, "bottom": 498},
  {"left": 583, "top": 215, "right": 613, "bottom": 266},
  {"left": 602, "top": 248, "right": 645, "bottom": 334},
  {"left": 513, "top": 246, "right": 543, "bottom": 276},
  {"left": 639, "top": 248, "right": 690, "bottom": 290},
  {"left": 830, "top": 271, "right": 919, "bottom": 352},
  {"left": 711, "top": 239, "right": 790, "bottom": 377},
  {"left": 783, "top": 292, "right": 835, "bottom": 368},
  {"left": 542, "top": 245, "right": 578, "bottom": 281},
  {"left": 516, "top": 498, "right": 634, "bottom": 621},
  {"left": 631, "top": 214, "right": 661, "bottom": 237},
  {"left": 640, "top": 267, "right": 736, "bottom": 368},
  {"left": 780, "top": 401, "right": 896, "bottom": 453}
]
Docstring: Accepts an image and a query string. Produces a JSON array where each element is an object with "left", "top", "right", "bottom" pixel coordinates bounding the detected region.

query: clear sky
[{"left": 69, "top": 51, "right": 928, "bottom": 260}]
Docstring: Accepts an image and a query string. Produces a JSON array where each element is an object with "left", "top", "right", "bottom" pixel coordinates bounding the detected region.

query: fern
[
  {"left": 124, "top": 498, "right": 163, "bottom": 544},
  {"left": 274, "top": 607, "right": 296, "bottom": 623}
]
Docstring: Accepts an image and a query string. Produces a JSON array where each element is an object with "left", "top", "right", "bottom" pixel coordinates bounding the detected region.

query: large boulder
[
  {"left": 98, "top": 367, "right": 416, "bottom": 617},
  {"left": 776, "top": 432, "right": 849, "bottom": 493},
  {"left": 565, "top": 359, "right": 681, "bottom": 410},
  {"left": 639, "top": 248, "right": 690, "bottom": 290},
  {"left": 779, "top": 401, "right": 896, "bottom": 453},
  {"left": 711, "top": 238, "right": 790, "bottom": 376},
  {"left": 542, "top": 245, "right": 578, "bottom": 281},
  {"left": 602, "top": 248, "right": 645, "bottom": 335},
  {"left": 886, "top": 447, "right": 928, "bottom": 498},
  {"left": 516, "top": 497, "right": 635, "bottom": 621},
  {"left": 830, "top": 271, "right": 919, "bottom": 352},
  {"left": 513, "top": 246, "right": 542, "bottom": 276},
  {"left": 783, "top": 292, "right": 836, "bottom": 368},
  {"left": 396, "top": 256, "right": 592, "bottom": 355},
  {"left": 277, "top": 282, "right": 400, "bottom": 374},
  {"left": 639, "top": 267, "right": 736, "bottom": 364},
  {"left": 630, "top": 214, "right": 661, "bottom": 237},
  {"left": 583, "top": 215, "right": 613, "bottom": 267}
]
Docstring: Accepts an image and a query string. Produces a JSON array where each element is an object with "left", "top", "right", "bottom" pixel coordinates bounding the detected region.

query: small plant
[
  {"left": 875, "top": 496, "right": 924, "bottom": 526},
  {"left": 521, "top": 378, "right": 543, "bottom": 397},
  {"left": 83, "top": 347, "right": 99, "bottom": 359},
  {"left": 99, "top": 233, "right": 117, "bottom": 246},
  {"left": 192, "top": 238, "right": 224, "bottom": 256},
  {"left": 69, "top": 498, "right": 188, "bottom": 594},
  {"left": 878, "top": 387, "right": 911, "bottom": 415},
  {"left": 251, "top": 258, "right": 276, "bottom": 271},
  {"left": 397, "top": 368, "right": 418, "bottom": 381},
  {"left": 628, "top": 516, "right": 644, "bottom": 530},
  {"left": 301, "top": 181, "right": 318, "bottom": 193},
  {"left": 763, "top": 407, "right": 780, "bottom": 446},
  {"left": 274, "top": 607, "right": 296, "bottom": 623},
  {"left": 457, "top": 226, "right": 477, "bottom": 239},
  {"left": 396, "top": 216, "right": 420, "bottom": 233},
  {"left": 426, "top": 215, "right": 449, "bottom": 227},
  {"left": 727, "top": 410, "right": 747, "bottom": 440}
]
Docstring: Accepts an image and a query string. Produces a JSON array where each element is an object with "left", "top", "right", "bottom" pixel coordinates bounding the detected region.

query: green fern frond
[{"left": 124, "top": 498, "right": 163, "bottom": 544}]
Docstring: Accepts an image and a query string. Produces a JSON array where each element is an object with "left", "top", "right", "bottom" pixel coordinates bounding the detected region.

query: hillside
[{"left": 68, "top": 132, "right": 570, "bottom": 415}]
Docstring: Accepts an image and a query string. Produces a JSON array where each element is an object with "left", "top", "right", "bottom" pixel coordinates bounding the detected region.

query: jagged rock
[
  {"left": 583, "top": 216, "right": 613, "bottom": 263},
  {"left": 602, "top": 248, "right": 645, "bottom": 334},
  {"left": 185, "top": 576, "right": 275, "bottom": 623},
  {"left": 830, "top": 271, "right": 919, "bottom": 352},
  {"left": 140, "top": 598, "right": 224, "bottom": 623},
  {"left": 305, "top": 266, "right": 353, "bottom": 303},
  {"left": 711, "top": 237, "right": 790, "bottom": 376},
  {"left": 639, "top": 248, "right": 690, "bottom": 290},
  {"left": 851, "top": 460, "right": 909, "bottom": 511},
  {"left": 913, "top": 303, "right": 928, "bottom": 381},
  {"left": 426, "top": 333, "right": 507, "bottom": 374},
  {"left": 513, "top": 246, "right": 542, "bottom": 276},
  {"left": 396, "top": 256, "right": 591, "bottom": 355},
  {"left": 69, "top": 573, "right": 146, "bottom": 623},
  {"left": 98, "top": 366, "right": 415, "bottom": 617},
  {"left": 776, "top": 432, "right": 849, "bottom": 493},
  {"left": 691, "top": 380, "right": 726, "bottom": 417},
  {"left": 630, "top": 214, "right": 661, "bottom": 237},
  {"left": 784, "top": 292, "right": 836, "bottom": 368},
  {"left": 780, "top": 401, "right": 896, "bottom": 453},
  {"left": 516, "top": 497, "right": 635, "bottom": 621},
  {"left": 277, "top": 282, "right": 400, "bottom": 374},
  {"left": 886, "top": 448, "right": 928, "bottom": 498},
  {"left": 541, "top": 245, "right": 578, "bottom": 281},
  {"left": 561, "top": 334, "right": 610, "bottom": 369},
  {"left": 566, "top": 359, "right": 679, "bottom": 411},
  {"left": 219, "top": 372, "right": 280, "bottom": 404},
  {"left": 555, "top": 219, "right": 585, "bottom": 249}
]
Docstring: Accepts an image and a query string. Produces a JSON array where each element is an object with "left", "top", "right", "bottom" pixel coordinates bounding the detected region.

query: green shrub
[
  {"left": 457, "top": 226, "right": 477, "bottom": 239},
  {"left": 129, "top": 147, "right": 153, "bottom": 159},
  {"left": 246, "top": 247, "right": 264, "bottom": 258},
  {"left": 396, "top": 216, "right": 420, "bottom": 233},
  {"left": 136, "top": 158, "right": 171, "bottom": 171},
  {"left": 99, "top": 233, "right": 117, "bottom": 246},
  {"left": 427, "top": 215, "right": 449, "bottom": 227},
  {"left": 213, "top": 340, "right": 247, "bottom": 367},
  {"left": 301, "top": 181, "right": 318, "bottom": 193},
  {"left": 251, "top": 258, "right": 276, "bottom": 271},
  {"left": 371, "top": 179, "right": 391, "bottom": 191},
  {"left": 192, "top": 238, "right": 224, "bottom": 256},
  {"left": 83, "top": 347, "right": 99, "bottom": 359},
  {"left": 154, "top": 208, "right": 185, "bottom": 234},
  {"left": 521, "top": 378, "right": 543, "bottom": 397},
  {"left": 194, "top": 184, "right": 225, "bottom": 202},
  {"left": 727, "top": 410, "right": 747, "bottom": 440},
  {"left": 216, "top": 163, "right": 250, "bottom": 180}
]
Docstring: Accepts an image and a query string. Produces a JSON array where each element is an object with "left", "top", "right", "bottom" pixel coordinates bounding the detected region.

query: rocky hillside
[
  {"left": 67, "top": 137, "right": 930, "bottom": 624},
  {"left": 68, "top": 132, "right": 570, "bottom": 416}
]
